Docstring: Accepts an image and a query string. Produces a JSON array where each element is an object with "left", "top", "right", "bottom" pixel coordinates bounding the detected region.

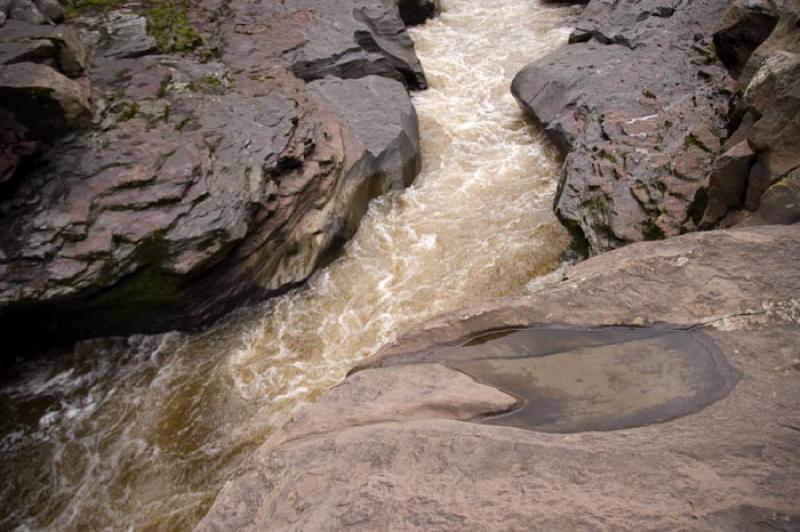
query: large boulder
[
  {"left": 0, "top": 20, "right": 91, "bottom": 186},
  {"left": 701, "top": 0, "right": 800, "bottom": 225},
  {"left": 512, "top": 0, "right": 735, "bottom": 254},
  {"left": 713, "top": 0, "right": 779, "bottom": 76},
  {"left": 0, "top": 20, "right": 88, "bottom": 77},
  {"left": 75, "top": 10, "right": 158, "bottom": 60},
  {"left": 199, "top": 225, "right": 800, "bottom": 531},
  {"left": 8, "top": 0, "right": 46, "bottom": 25},
  {"left": 0, "top": 0, "right": 425, "bottom": 343},
  {"left": 216, "top": 0, "right": 428, "bottom": 90},
  {"left": 0, "top": 62, "right": 91, "bottom": 139}
]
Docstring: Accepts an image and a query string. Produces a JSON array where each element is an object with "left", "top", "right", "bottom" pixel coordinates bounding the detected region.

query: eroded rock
[
  {"left": 513, "top": 0, "right": 734, "bottom": 253},
  {"left": 0, "top": 0, "right": 427, "bottom": 342},
  {"left": 0, "top": 62, "right": 91, "bottom": 139},
  {"left": 700, "top": 139, "right": 756, "bottom": 226},
  {"left": 8, "top": 0, "right": 45, "bottom": 25},
  {"left": 217, "top": 0, "right": 427, "bottom": 90},
  {"left": 199, "top": 224, "right": 800, "bottom": 531},
  {"left": 714, "top": 0, "right": 779, "bottom": 75},
  {"left": 746, "top": 167, "right": 800, "bottom": 225},
  {"left": 34, "top": 0, "right": 63, "bottom": 22},
  {"left": 703, "top": 0, "right": 800, "bottom": 223},
  {"left": 0, "top": 20, "right": 89, "bottom": 77}
]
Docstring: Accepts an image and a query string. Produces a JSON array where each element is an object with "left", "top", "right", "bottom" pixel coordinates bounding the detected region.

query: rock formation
[
  {"left": 197, "top": 1, "right": 800, "bottom": 526},
  {"left": 199, "top": 224, "right": 800, "bottom": 531},
  {"left": 702, "top": 0, "right": 800, "bottom": 227},
  {"left": 0, "top": 0, "right": 426, "bottom": 342},
  {"left": 512, "top": 0, "right": 800, "bottom": 254}
]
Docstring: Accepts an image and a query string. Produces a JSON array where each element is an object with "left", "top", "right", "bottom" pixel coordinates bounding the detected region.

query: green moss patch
[
  {"left": 684, "top": 133, "right": 712, "bottom": 153},
  {"left": 146, "top": 1, "right": 202, "bottom": 52},
  {"left": 63, "top": 0, "right": 124, "bottom": 17},
  {"left": 642, "top": 219, "right": 666, "bottom": 241}
]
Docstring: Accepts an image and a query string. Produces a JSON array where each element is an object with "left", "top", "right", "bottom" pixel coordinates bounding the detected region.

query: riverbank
[
  {"left": 200, "top": 224, "right": 800, "bottom": 530},
  {"left": 198, "top": 0, "right": 800, "bottom": 528},
  {"left": 0, "top": 0, "right": 578, "bottom": 529}
]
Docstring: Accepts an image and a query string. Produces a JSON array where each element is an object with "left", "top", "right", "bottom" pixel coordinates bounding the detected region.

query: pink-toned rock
[
  {"left": 0, "top": 0, "right": 425, "bottom": 342},
  {"left": 199, "top": 225, "right": 800, "bottom": 531}
]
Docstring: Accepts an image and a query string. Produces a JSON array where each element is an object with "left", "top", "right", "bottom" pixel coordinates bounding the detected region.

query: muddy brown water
[{"left": 0, "top": 1, "right": 578, "bottom": 530}]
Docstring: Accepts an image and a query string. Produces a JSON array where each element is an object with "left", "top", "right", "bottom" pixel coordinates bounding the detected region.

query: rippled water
[{"left": 0, "top": 1, "right": 575, "bottom": 529}]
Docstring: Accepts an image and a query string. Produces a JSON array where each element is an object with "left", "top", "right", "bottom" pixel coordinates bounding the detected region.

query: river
[{"left": 0, "top": 1, "right": 576, "bottom": 529}]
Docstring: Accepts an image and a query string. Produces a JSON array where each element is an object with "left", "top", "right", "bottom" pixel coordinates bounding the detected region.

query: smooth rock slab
[{"left": 198, "top": 225, "right": 800, "bottom": 531}]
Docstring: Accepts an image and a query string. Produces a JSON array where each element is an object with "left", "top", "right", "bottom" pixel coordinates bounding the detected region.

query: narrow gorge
[
  {"left": 1, "top": 1, "right": 577, "bottom": 529},
  {"left": 1, "top": 0, "right": 798, "bottom": 530}
]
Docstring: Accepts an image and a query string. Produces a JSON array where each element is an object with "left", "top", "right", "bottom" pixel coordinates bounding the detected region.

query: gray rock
[
  {"left": 0, "top": 39, "right": 56, "bottom": 66},
  {"left": 0, "top": 63, "right": 418, "bottom": 338},
  {"left": 0, "top": 0, "right": 425, "bottom": 340},
  {"left": 34, "top": 0, "right": 62, "bottom": 22},
  {"left": 218, "top": 0, "right": 427, "bottom": 90},
  {"left": 734, "top": 0, "right": 800, "bottom": 86},
  {"left": 0, "top": 12, "right": 6, "bottom": 27},
  {"left": 0, "top": 20, "right": 89, "bottom": 77},
  {"left": 713, "top": 0, "right": 779, "bottom": 76},
  {"left": 698, "top": 0, "right": 800, "bottom": 225},
  {"left": 199, "top": 225, "right": 800, "bottom": 531},
  {"left": 746, "top": 167, "right": 800, "bottom": 225},
  {"left": 0, "top": 62, "right": 92, "bottom": 139},
  {"left": 8, "top": 0, "right": 45, "bottom": 24},
  {"left": 512, "top": 0, "right": 734, "bottom": 254},
  {"left": 700, "top": 140, "right": 756, "bottom": 227}
]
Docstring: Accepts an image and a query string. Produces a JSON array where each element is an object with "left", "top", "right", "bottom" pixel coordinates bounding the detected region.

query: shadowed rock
[
  {"left": 0, "top": 20, "right": 88, "bottom": 77},
  {"left": 704, "top": 0, "right": 800, "bottom": 225},
  {"left": 0, "top": 62, "right": 91, "bottom": 139},
  {"left": 714, "top": 0, "right": 779, "bottom": 76},
  {"left": 217, "top": 0, "right": 428, "bottom": 90}
]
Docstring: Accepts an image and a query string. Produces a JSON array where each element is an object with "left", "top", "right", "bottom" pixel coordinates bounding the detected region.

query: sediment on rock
[{"left": 0, "top": 0, "right": 429, "bottom": 346}]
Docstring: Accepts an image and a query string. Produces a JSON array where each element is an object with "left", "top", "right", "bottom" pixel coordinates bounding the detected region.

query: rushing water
[{"left": 0, "top": 1, "right": 576, "bottom": 530}]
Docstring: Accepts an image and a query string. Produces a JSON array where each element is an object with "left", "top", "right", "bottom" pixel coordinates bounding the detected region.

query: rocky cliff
[
  {"left": 197, "top": 0, "right": 800, "bottom": 529},
  {"left": 0, "top": 0, "right": 436, "bottom": 344},
  {"left": 513, "top": 0, "right": 800, "bottom": 254}
]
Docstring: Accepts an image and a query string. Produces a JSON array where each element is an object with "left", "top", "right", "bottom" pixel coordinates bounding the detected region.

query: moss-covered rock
[{"left": 145, "top": 0, "right": 201, "bottom": 52}]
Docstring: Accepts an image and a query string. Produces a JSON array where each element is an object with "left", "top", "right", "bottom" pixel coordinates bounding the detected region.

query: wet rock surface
[
  {"left": 0, "top": 0, "right": 425, "bottom": 343},
  {"left": 397, "top": 0, "right": 440, "bottom": 25},
  {"left": 200, "top": 225, "right": 800, "bottom": 531}
]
